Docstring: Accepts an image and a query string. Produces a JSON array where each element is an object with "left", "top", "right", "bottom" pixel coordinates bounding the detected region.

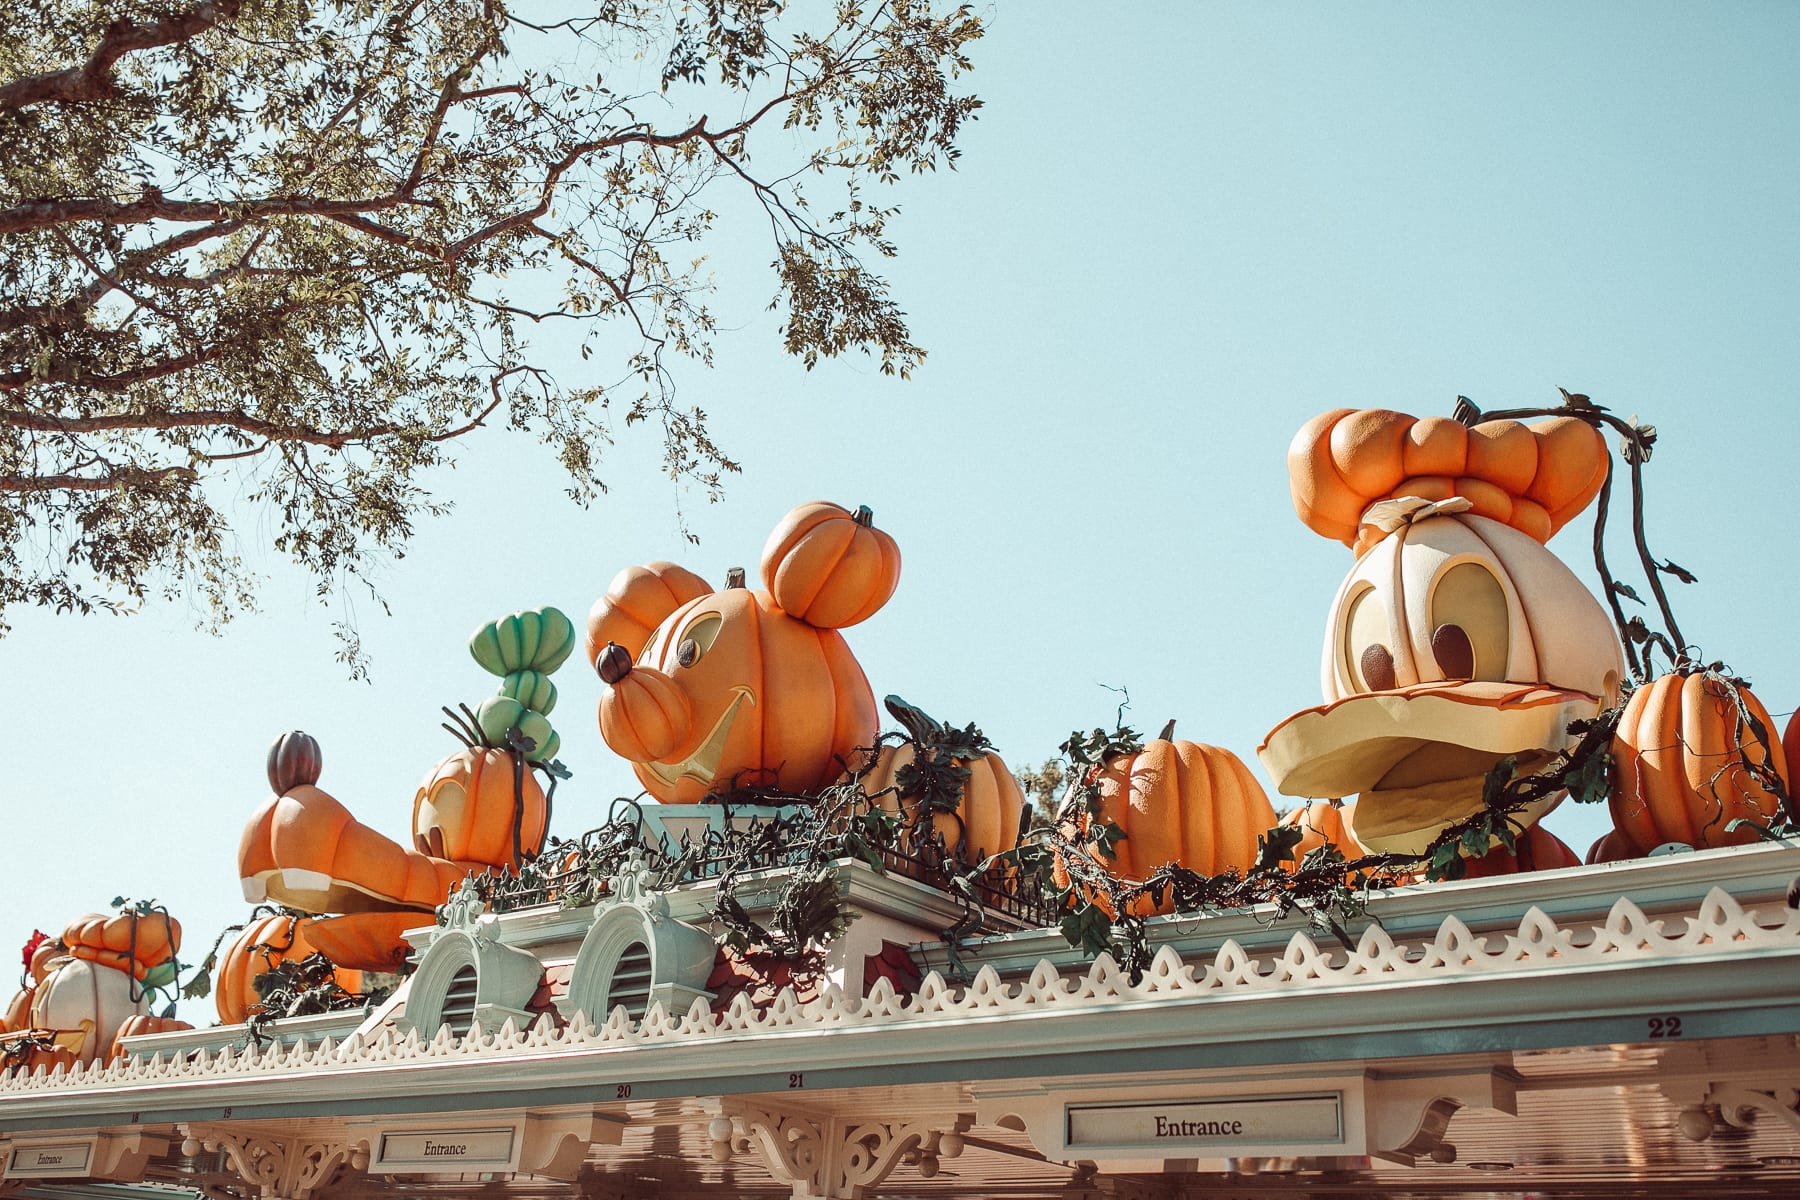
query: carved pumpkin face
[
  {"left": 413, "top": 747, "right": 547, "bottom": 868},
  {"left": 601, "top": 587, "right": 877, "bottom": 803},
  {"left": 1261, "top": 507, "right": 1624, "bottom": 855}
]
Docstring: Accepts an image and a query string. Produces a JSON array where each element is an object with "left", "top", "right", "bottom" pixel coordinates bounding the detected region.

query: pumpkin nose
[
  {"left": 597, "top": 660, "right": 693, "bottom": 763},
  {"left": 596, "top": 641, "right": 634, "bottom": 684}
]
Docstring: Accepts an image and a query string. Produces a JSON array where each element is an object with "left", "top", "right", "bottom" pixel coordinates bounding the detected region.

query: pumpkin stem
[
  {"left": 1451, "top": 395, "right": 1482, "bottom": 427},
  {"left": 1157, "top": 718, "right": 1177, "bottom": 742},
  {"left": 441, "top": 705, "right": 482, "bottom": 748},
  {"left": 852, "top": 504, "right": 874, "bottom": 527},
  {"left": 883, "top": 693, "right": 943, "bottom": 743},
  {"left": 596, "top": 642, "right": 634, "bottom": 685},
  {"left": 725, "top": 566, "right": 746, "bottom": 589}
]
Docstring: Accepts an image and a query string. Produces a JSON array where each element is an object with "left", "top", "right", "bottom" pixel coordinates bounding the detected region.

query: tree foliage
[{"left": 0, "top": 0, "right": 981, "bottom": 654}]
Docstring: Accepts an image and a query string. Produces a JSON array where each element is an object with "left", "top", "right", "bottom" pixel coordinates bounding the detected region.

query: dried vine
[
  {"left": 514, "top": 702, "right": 1027, "bottom": 987},
  {"left": 243, "top": 951, "right": 392, "bottom": 1046},
  {"left": 1459, "top": 389, "right": 1688, "bottom": 682}
]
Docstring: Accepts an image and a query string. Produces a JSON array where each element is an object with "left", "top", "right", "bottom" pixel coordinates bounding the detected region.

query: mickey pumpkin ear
[
  {"left": 760, "top": 501, "right": 901, "bottom": 628},
  {"left": 585, "top": 561, "right": 713, "bottom": 666}
]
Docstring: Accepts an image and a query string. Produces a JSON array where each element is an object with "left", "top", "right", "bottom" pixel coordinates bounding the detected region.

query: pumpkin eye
[
  {"left": 1428, "top": 561, "right": 1510, "bottom": 682},
  {"left": 1360, "top": 644, "right": 1397, "bottom": 691},
  {"left": 1431, "top": 623, "right": 1475, "bottom": 679},
  {"left": 1340, "top": 585, "right": 1395, "bottom": 693},
  {"left": 674, "top": 613, "right": 722, "bottom": 669}
]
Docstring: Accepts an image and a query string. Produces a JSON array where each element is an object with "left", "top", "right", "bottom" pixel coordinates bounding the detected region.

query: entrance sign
[
  {"left": 371, "top": 1125, "right": 521, "bottom": 1173},
  {"left": 4, "top": 1137, "right": 99, "bottom": 1179},
  {"left": 973, "top": 1073, "right": 1373, "bottom": 1162},
  {"left": 1067, "top": 1094, "right": 1343, "bottom": 1151}
]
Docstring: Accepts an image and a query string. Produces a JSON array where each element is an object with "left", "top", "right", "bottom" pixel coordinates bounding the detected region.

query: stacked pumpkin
[
  {"left": 1, "top": 906, "right": 193, "bottom": 1071},
  {"left": 468, "top": 606, "right": 576, "bottom": 764},
  {"left": 237, "top": 605, "right": 569, "bottom": 978},
  {"left": 589, "top": 501, "right": 901, "bottom": 804}
]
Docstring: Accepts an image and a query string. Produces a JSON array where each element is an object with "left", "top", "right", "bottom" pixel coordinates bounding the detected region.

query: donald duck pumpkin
[{"left": 1259, "top": 408, "right": 1625, "bottom": 856}]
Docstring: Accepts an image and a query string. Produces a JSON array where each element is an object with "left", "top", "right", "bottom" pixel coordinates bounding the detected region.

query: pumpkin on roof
[{"left": 589, "top": 502, "right": 895, "bottom": 804}]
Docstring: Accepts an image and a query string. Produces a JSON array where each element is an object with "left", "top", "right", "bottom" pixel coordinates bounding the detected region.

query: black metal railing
[{"left": 477, "top": 799, "right": 1061, "bottom": 930}]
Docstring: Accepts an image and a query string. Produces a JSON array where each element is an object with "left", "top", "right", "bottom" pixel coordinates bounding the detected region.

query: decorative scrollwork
[
  {"left": 178, "top": 1126, "right": 367, "bottom": 1200},
  {"left": 710, "top": 1102, "right": 968, "bottom": 1199},
  {"left": 1712, "top": 1084, "right": 1800, "bottom": 1136}
]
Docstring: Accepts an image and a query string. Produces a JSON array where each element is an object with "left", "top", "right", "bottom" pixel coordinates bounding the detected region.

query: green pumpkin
[
  {"left": 469, "top": 607, "right": 576, "bottom": 677},
  {"left": 500, "top": 669, "right": 557, "bottom": 715},
  {"left": 475, "top": 696, "right": 558, "bottom": 763}
]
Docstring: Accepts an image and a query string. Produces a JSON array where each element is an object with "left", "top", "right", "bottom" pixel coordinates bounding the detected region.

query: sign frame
[
  {"left": 974, "top": 1071, "right": 1373, "bottom": 1162},
  {"left": 1065, "top": 1091, "right": 1346, "bottom": 1155},
  {"left": 3, "top": 1136, "right": 100, "bottom": 1180},
  {"left": 366, "top": 1116, "right": 527, "bottom": 1174}
]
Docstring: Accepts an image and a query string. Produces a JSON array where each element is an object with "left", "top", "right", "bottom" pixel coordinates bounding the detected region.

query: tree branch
[
  {"left": 0, "top": 463, "right": 197, "bottom": 492},
  {"left": 0, "top": 0, "right": 241, "bottom": 111}
]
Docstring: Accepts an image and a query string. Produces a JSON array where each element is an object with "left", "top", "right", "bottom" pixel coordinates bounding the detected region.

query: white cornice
[
  {"left": 913, "top": 841, "right": 1800, "bottom": 976},
  {"left": 3, "top": 886, "right": 1796, "bottom": 1131}
]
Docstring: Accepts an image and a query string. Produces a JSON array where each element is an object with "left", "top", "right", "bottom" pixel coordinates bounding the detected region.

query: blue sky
[{"left": 3, "top": 4, "right": 1797, "bottom": 1011}]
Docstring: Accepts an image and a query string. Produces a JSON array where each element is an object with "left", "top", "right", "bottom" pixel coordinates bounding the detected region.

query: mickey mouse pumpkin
[
  {"left": 588, "top": 501, "right": 897, "bottom": 803},
  {"left": 1260, "top": 408, "right": 1626, "bottom": 856}
]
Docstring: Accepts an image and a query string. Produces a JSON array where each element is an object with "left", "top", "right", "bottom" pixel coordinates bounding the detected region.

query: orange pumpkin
[
  {"left": 1785, "top": 706, "right": 1800, "bottom": 813},
  {"left": 3, "top": 985, "right": 33, "bottom": 1033},
  {"left": 1279, "top": 800, "right": 1370, "bottom": 864},
  {"left": 595, "top": 642, "right": 693, "bottom": 761},
  {"left": 1066, "top": 737, "right": 1277, "bottom": 915},
  {"left": 599, "top": 586, "right": 878, "bottom": 803},
  {"left": 27, "top": 937, "right": 59, "bottom": 985},
  {"left": 1610, "top": 671, "right": 1790, "bottom": 851},
  {"left": 760, "top": 502, "right": 902, "bottom": 629},
  {"left": 1457, "top": 824, "right": 1581, "bottom": 878},
  {"left": 62, "top": 909, "right": 181, "bottom": 980},
  {"left": 214, "top": 914, "right": 363, "bottom": 1025},
  {"left": 1586, "top": 829, "right": 1639, "bottom": 864},
  {"left": 6, "top": 1041, "right": 76, "bottom": 1076},
  {"left": 1288, "top": 408, "right": 1608, "bottom": 552},
  {"left": 241, "top": 774, "right": 470, "bottom": 916},
  {"left": 108, "top": 1014, "right": 194, "bottom": 1061},
  {"left": 413, "top": 747, "right": 547, "bottom": 868},
  {"left": 859, "top": 743, "right": 1025, "bottom": 868},
  {"left": 586, "top": 561, "right": 714, "bottom": 664}
]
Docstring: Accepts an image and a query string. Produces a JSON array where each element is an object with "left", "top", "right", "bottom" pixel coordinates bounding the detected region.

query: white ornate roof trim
[{"left": 3, "top": 888, "right": 1796, "bottom": 1111}]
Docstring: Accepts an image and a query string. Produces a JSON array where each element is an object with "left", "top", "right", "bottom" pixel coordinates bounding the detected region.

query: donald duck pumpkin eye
[
  {"left": 1427, "top": 561, "right": 1509, "bottom": 682},
  {"left": 1340, "top": 585, "right": 1394, "bottom": 692}
]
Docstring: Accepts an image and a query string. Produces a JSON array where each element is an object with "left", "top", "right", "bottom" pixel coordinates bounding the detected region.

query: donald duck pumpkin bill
[
  {"left": 588, "top": 501, "right": 900, "bottom": 804},
  {"left": 1259, "top": 408, "right": 1626, "bottom": 856}
]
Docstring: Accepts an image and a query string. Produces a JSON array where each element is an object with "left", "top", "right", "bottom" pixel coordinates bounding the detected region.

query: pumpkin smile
[
  {"left": 1259, "top": 680, "right": 1604, "bottom": 855},
  {"left": 645, "top": 686, "right": 754, "bottom": 787}
]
